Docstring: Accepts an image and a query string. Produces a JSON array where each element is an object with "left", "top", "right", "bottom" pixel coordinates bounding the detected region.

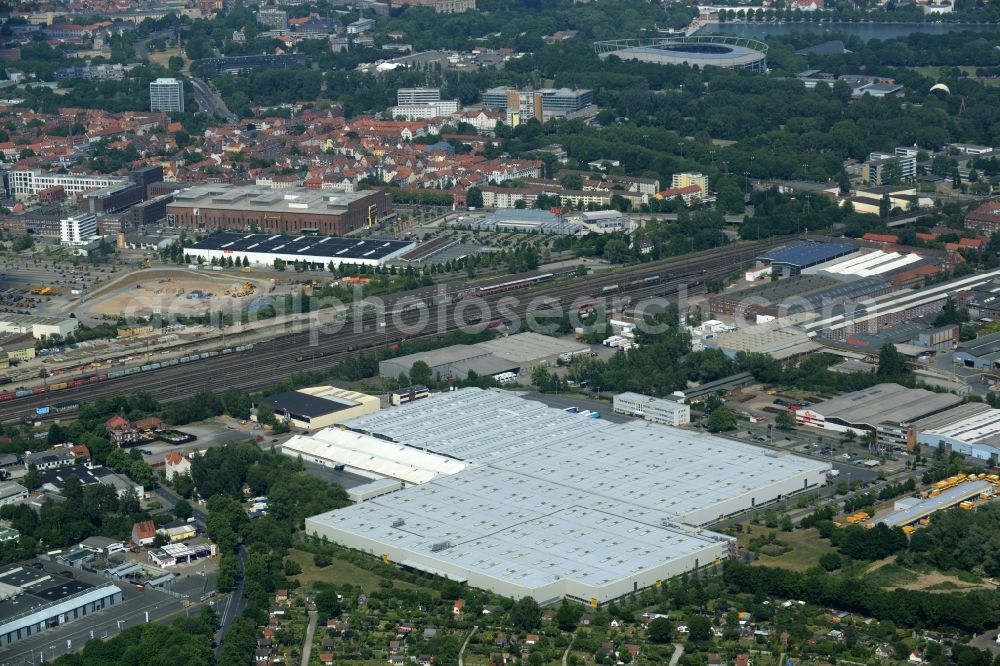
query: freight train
[{"left": 0, "top": 344, "right": 255, "bottom": 405}]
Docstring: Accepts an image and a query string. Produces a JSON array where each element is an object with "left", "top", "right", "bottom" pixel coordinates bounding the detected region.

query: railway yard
[{"left": 0, "top": 240, "right": 772, "bottom": 423}]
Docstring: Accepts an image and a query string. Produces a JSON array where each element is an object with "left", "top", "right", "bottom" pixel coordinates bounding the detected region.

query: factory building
[
  {"left": 612, "top": 392, "right": 690, "bottom": 426},
  {"left": 953, "top": 331, "right": 1000, "bottom": 370},
  {"left": 466, "top": 209, "right": 581, "bottom": 235},
  {"left": 0, "top": 314, "right": 78, "bottom": 340},
  {"left": 257, "top": 385, "right": 380, "bottom": 430},
  {"left": 378, "top": 332, "right": 588, "bottom": 381},
  {"left": 303, "top": 389, "right": 830, "bottom": 604},
  {"left": 755, "top": 240, "right": 857, "bottom": 277},
  {"left": 183, "top": 232, "right": 414, "bottom": 269},
  {"left": 166, "top": 185, "right": 392, "bottom": 236},
  {"left": 0, "top": 561, "right": 123, "bottom": 648},
  {"left": 913, "top": 402, "right": 1000, "bottom": 462},
  {"left": 795, "top": 383, "right": 963, "bottom": 450}
]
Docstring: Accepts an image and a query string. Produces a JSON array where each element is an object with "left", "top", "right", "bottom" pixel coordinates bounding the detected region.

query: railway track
[{"left": 0, "top": 241, "right": 773, "bottom": 424}]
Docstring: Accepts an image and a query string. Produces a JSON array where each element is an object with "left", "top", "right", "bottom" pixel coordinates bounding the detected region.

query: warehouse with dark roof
[{"left": 756, "top": 240, "right": 857, "bottom": 277}]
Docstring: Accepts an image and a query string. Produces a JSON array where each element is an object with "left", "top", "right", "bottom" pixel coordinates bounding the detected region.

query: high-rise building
[
  {"left": 149, "top": 78, "right": 184, "bottom": 113},
  {"left": 60, "top": 213, "right": 97, "bottom": 245},
  {"left": 396, "top": 88, "right": 441, "bottom": 105},
  {"left": 671, "top": 172, "right": 708, "bottom": 196}
]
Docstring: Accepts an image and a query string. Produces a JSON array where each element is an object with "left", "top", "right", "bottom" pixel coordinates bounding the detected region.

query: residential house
[
  {"left": 164, "top": 451, "right": 191, "bottom": 480},
  {"left": 105, "top": 415, "right": 139, "bottom": 447}
]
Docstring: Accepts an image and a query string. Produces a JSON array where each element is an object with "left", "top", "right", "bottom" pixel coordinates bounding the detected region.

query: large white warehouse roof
[{"left": 305, "top": 389, "right": 831, "bottom": 603}]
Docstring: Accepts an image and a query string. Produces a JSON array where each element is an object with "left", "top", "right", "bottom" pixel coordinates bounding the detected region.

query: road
[
  {"left": 189, "top": 76, "right": 237, "bottom": 122},
  {"left": 214, "top": 546, "right": 248, "bottom": 656},
  {"left": 300, "top": 611, "right": 319, "bottom": 666},
  {"left": 457, "top": 625, "right": 478, "bottom": 666},
  {"left": 561, "top": 631, "right": 576, "bottom": 666},
  {"left": 669, "top": 644, "right": 685, "bottom": 666}
]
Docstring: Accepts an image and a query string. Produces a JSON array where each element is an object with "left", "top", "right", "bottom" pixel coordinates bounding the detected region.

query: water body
[{"left": 695, "top": 21, "right": 1000, "bottom": 41}]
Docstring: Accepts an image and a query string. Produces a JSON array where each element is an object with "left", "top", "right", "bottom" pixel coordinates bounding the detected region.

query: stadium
[{"left": 594, "top": 36, "right": 768, "bottom": 72}]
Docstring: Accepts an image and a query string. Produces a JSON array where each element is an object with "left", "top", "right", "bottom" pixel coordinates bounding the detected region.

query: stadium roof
[
  {"left": 807, "top": 383, "right": 963, "bottom": 426},
  {"left": 758, "top": 240, "right": 857, "bottom": 268},
  {"left": 185, "top": 232, "right": 412, "bottom": 261},
  {"left": 304, "top": 389, "right": 831, "bottom": 602}
]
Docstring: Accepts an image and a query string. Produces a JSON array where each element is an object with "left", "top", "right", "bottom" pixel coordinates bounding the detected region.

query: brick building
[
  {"left": 965, "top": 201, "right": 1000, "bottom": 235},
  {"left": 165, "top": 185, "right": 392, "bottom": 236}
]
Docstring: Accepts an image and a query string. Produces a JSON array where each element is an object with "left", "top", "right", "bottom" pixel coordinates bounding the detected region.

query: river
[{"left": 694, "top": 21, "right": 1000, "bottom": 41}]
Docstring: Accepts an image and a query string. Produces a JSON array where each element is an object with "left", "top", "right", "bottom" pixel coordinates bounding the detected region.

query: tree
[
  {"left": 775, "top": 410, "right": 796, "bottom": 430},
  {"left": 255, "top": 404, "right": 277, "bottom": 426},
  {"left": 557, "top": 603, "right": 582, "bottom": 632},
  {"left": 409, "top": 360, "right": 433, "bottom": 387},
  {"left": 174, "top": 499, "right": 194, "bottom": 520},
  {"left": 648, "top": 616, "right": 672, "bottom": 643},
  {"left": 466, "top": 187, "right": 483, "bottom": 209},
  {"left": 707, "top": 407, "right": 737, "bottom": 432},
  {"left": 47, "top": 422, "right": 67, "bottom": 446},
  {"left": 530, "top": 366, "right": 551, "bottom": 389},
  {"left": 273, "top": 258, "right": 285, "bottom": 271},
  {"left": 315, "top": 588, "right": 342, "bottom": 622},
  {"left": 688, "top": 615, "right": 711, "bottom": 642},
  {"left": 876, "top": 342, "right": 907, "bottom": 380},
  {"left": 819, "top": 551, "right": 842, "bottom": 571},
  {"left": 510, "top": 596, "right": 542, "bottom": 631},
  {"left": 23, "top": 464, "right": 40, "bottom": 491}
]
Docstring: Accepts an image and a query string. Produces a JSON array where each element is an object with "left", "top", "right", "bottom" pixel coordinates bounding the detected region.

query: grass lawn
[
  {"left": 862, "top": 562, "right": 918, "bottom": 588},
  {"left": 285, "top": 548, "right": 432, "bottom": 594},
  {"left": 740, "top": 524, "right": 835, "bottom": 572}
]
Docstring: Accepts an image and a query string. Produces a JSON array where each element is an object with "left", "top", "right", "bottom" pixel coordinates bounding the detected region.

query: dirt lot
[{"left": 81, "top": 267, "right": 274, "bottom": 319}]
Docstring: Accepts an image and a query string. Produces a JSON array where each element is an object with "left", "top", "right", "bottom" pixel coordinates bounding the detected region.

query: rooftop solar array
[{"left": 186, "top": 232, "right": 412, "bottom": 260}]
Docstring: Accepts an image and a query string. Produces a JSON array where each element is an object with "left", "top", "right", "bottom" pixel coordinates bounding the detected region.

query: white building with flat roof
[
  {"left": 304, "top": 388, "right": 830, "bottom": 603},
  {"left": 6, "top": 169, "right": 127, "bottom": 200},
  {"left": 613, "top": 391, "right": 690, "bottom": 426}
]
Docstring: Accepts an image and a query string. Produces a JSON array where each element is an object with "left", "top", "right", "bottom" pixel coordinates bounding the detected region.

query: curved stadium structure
[{"left": 594, "top": 36, "right": 768, "bottom": 72}]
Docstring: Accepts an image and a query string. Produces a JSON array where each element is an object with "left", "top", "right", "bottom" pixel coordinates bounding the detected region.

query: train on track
[{"left": 0, "top": 344, "right": 255, "bottom": 405}]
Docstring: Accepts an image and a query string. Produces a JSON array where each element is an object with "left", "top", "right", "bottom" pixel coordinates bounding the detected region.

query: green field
[
  {"left": 740, "top": 525, "right": 835, "bottom": 572},
  {"left": 285, "top": 548, "right": 431, "bottom": 594}
]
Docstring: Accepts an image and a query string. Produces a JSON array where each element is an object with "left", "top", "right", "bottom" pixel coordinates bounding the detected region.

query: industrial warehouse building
[
  {"left": 953, "top": 331, "right": 1000, "bottom": 370},
  {"left": 379, "top": 332, "right": 589, "bottom": 381},
  {"left": 0, "top": 314, "right": 78, "bottom": 340},
  {"left": 914, "top": 402, "right": 1000, "bottom": 462},
  {"left": 796, "top": 383, "right": 963, "bottom": 449},
  {"left": 302, "top": 388, "right": 830, "bottom": 603},
  {"left": 0, "top": 561, "right": 123, "bottom": 647},
  {"left": 257, "top": 385, "right": 380, "bottom": 430},
  {"left": 166, "top": 185, "right": 392, "bottom": 236},
  {"left": 183, "top": 232, "right": 414, "bottom": 269},
  {"left": 755, "top": 240, "right": 857, "bottom": 277}
]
